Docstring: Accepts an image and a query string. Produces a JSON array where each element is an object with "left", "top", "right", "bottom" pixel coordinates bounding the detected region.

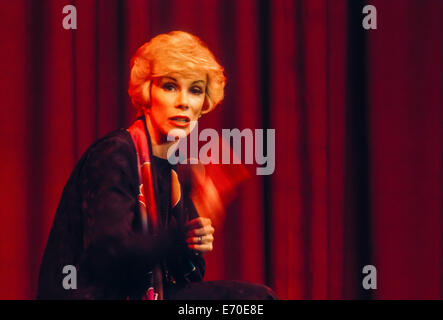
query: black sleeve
[{"left": 77, "top": 133, "right": 187, "bottom": 298}]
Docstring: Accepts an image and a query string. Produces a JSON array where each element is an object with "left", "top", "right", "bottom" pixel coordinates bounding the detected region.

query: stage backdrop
[{"left": 0, "top": 0, "right": 442, "bottom": 299}]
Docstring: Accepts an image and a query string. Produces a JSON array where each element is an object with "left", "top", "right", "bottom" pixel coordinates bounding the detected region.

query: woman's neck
[{"left": 144, "top": 113, "right": 178, "bottom": 160}]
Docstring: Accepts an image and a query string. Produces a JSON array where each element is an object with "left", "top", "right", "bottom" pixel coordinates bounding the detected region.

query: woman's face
[{"left": 147, "top": 71, "right": 207, "bottom": 141}]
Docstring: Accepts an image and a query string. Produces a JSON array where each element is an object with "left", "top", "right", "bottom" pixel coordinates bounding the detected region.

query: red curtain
[
  {"left": 367, "top": 0, "right": 443, "bottom": 299},
  {"left": 0, "top": 0, "right": 442, "bottom": 300},
  {"left": 270, "top": 0, "right": 349, "bottom": 299}
]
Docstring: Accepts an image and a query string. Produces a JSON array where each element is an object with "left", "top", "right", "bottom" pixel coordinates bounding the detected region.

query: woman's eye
[
  {"left": 163, "top": 83, "right": 177, "bottom": 91},
  {"left": 190, "top": 87, "right": 203, "bottom": 95}
]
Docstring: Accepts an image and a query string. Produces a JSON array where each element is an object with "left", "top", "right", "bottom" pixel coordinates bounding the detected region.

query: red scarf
[{"left": 127, "top": 116, "right": 168, "bottom": 300}]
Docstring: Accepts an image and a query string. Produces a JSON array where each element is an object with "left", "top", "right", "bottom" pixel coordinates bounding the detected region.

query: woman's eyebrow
[{"left": 161, "top": 77, "right": 204, "bottom": 85}]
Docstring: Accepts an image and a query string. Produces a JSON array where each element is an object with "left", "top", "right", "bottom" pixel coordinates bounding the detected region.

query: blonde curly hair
[{"left": 128, "top": 31, "right": 226, "bottom": 115}]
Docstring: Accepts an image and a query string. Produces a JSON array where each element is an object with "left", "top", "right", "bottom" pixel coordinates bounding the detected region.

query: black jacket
[{"left": 37, "top": 129, "right": 205, "bottom": 299}]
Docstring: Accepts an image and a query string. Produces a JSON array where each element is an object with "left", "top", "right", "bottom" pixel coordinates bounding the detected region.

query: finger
[
  {"left": 188, "top": 243, "right": 213, "bottom": 254},
  {"left": 186, "top": 234, "right": 214, "bottom": 244},
  {"left": 186, "top": 220, "right": 214, "bottom": 233},
  {"left": 186, "top": 217, "right": 212, "bottom": 229},
  {"left": 186, "top": 225, "right": 215, "bottom": 237},
  {"left": 186, "top": 236, "right": 205, "bottom": 244}
]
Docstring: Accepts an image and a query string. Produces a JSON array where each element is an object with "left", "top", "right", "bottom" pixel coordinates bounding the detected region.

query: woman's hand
[{"left": 185, "top": 217, "right": 214, "bottom": 254}]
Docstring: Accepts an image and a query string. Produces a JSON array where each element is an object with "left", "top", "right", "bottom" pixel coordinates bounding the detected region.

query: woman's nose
[{"left": 176, "top": 91, "right": 190, "bottom": 110}]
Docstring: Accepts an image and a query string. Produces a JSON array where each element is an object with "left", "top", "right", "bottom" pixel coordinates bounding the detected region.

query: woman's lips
[{"left": 168, "top": 116, "right": 190, "bottom": 128}]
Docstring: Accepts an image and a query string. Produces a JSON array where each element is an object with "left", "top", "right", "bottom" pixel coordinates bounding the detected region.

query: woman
[{"left": 37, "top": 31, "right": 276, "bottom": 300}]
